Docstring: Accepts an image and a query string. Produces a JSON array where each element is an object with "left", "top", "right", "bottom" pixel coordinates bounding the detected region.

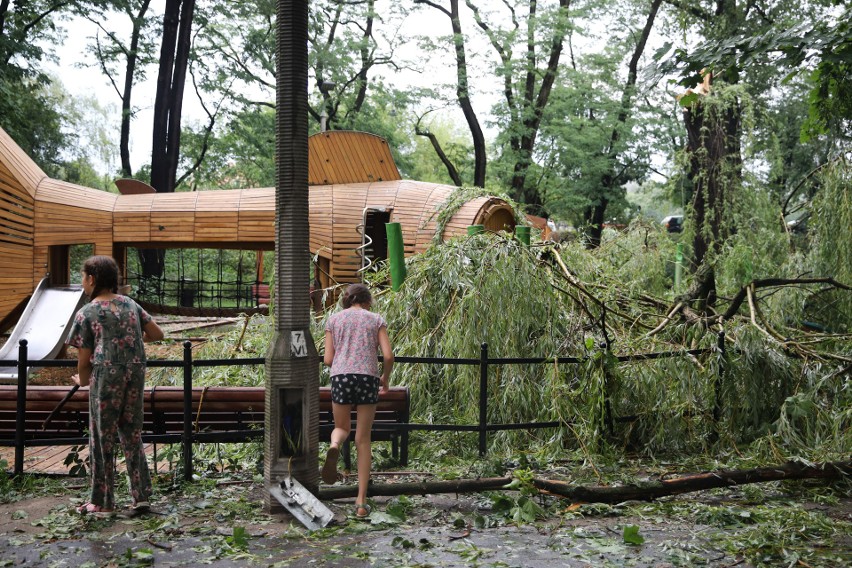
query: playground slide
[{"left": 0, "top": 278, "right": 85, "bottom": 383}]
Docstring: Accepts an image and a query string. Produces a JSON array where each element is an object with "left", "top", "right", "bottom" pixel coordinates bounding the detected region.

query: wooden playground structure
[{"left": 0, "top": 127, "right": 516, "bottom": 326}]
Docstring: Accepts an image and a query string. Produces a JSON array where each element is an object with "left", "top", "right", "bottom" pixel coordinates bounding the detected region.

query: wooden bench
[{"left": 0, "top": 385, "right": 410, "bottom": 471}]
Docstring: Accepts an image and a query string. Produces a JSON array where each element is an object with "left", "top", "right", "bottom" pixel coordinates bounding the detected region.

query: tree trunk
[
  {"left": 584, "top": 199, "right": 607, "bottom": 248},
  {"left": 140, "top": 0, "right": 195, "bottom": 279},
  {"left": 683, "top": 80, "right": 741, "bottom": 310},
  {"left": 317, "top": 461, "right": 852, "bottom": 503},
  {"left": 582, "top": 0, "right": 661, "bottom": 249},
  {"left": 119, "top": 0, "right": 152, "bottom": 178},
  {"left": 448, "top": 0, "right": 486, "bottom": 187},
  {"left": 351, "top": 0, "right": 374, "bottom": 115},
  {"left": 415, "top": 0, "right": 486, "bottom": 187},
  {"left": 506, "top": 0, "right": 570, "bottom": 210},
  {"left": 150, "top": 0, "right": 195, "bottom": 194}
]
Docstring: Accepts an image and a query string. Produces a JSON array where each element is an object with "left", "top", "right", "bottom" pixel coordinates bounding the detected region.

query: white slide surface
[{"left": 0, "top": 278, "right": 85, "bottom": 382}]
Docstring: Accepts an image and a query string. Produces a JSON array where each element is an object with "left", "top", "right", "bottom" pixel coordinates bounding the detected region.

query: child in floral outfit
[{"left": 66, "top": 256, "right": 164, "bottom": 516}]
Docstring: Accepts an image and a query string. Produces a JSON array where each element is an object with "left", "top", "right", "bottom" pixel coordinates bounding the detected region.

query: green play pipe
[
  {"left": 386, "top": 222, "right": 407, "bottom": 291},
  {"left": 467, "top": 225, "right": 485, "bottom": 235},
  {"left": 515, "top": 225, "right": 531, "bottom": 246}
]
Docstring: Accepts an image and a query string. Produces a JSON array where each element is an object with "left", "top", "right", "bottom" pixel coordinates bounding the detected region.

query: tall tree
[
  {"left": 580, "top": 0, "right": 661, "bottom": 247},
  {"left": 657, "top": 0, "right": 841, "bottom": 307},
  {"left": 0, "top": 0, "right": 91, "bottom": 170},
  {"left": 84, "top": 0, "right": 156, "bottom": 178},
  {"left": 131, "top": 0, "right": 197, "bottom": 279},
  {"left": 468, "top": 0, "right": 571, "bottom": 208},
  {"left": 413, "top": 0, "right": 487, "bottom": 187},
  {"left": 532, "top": 0, "right": 664, "bottom": 242},
  {"left": 658, "top": 3, "right": 850, "bottom": 218},
  {"left": 196, "top": 0, "right": 406, "bottom": 133},
  {"left": 185, "top": 0, "right": 412, "bottom": 193},
  {"left": 150, "top": 0, "right": 196, "bottom": 194}
]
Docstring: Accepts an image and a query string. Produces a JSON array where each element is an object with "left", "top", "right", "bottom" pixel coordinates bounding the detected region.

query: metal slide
[{"left": 0, "top": 278, "right": 85, "bottom": 383}]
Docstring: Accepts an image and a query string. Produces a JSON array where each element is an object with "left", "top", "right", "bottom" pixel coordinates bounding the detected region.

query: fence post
[
  {"left": 14, "top": 340, "right": 28, "bottom": 476},
  {"left": 182, "top": 341, "right": 193, "bottom": 481},
  {"left": 478, "top": 342, "right": 489, "bottom": 458},
  {"left": 712, "top": 329, "right": 726, "bottom": 429}
]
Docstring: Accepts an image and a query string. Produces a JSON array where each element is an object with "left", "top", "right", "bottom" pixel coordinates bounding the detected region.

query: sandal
[
  {"left": 353, "top": 502, "right": 371, "bottom": 518},
  {"left": 119, "top": 501, "right": 151, "bottom": 519},
  {"left": 132, "top": 501, "right": 151, "bottom": 512},
  {"left": 76, "top": 503, "right": 115, "bottom": 518},
  {"left": 321, "top": 445, "right": 340, "bottom": 485}
]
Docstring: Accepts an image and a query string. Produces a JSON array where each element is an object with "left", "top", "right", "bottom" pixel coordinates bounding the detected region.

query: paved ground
[{"left": 3, "top": 477, "right": 850, "bottom": 568}]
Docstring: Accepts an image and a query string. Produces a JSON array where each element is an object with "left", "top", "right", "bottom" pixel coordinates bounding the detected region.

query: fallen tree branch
[
  {"left": 317, "top": 461, "right": 850, "bottom": 503},
  {"left": 533, "top": 460, "right": 851, "bottom": 503},
  {"left": 645, "top": 301, "right": 684, "bottom": 338},
  {"left": 318, "top": 476, "right": 513, "bottom": 500},
  {"left": 723, "top": 277, "right": 851, "bottom": 321}
]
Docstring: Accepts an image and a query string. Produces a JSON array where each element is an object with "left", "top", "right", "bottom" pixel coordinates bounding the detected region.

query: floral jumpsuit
[{"left": 66, "top": 296, "right": 153, "bottom": 510}]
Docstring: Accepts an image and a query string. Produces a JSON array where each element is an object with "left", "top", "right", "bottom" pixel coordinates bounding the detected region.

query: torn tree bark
[{"left": 317, "top": 461, "right": 851, "bottom": 504}]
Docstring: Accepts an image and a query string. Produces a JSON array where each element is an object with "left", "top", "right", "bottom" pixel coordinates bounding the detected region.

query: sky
[{"left": 44, "top": 1, "right": 669, "bottom": 189}]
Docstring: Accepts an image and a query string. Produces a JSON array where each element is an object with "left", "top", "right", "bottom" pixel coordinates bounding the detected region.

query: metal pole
[
  {"left": 478, "top": 343, "right": 488, "bottom": 457},
  {"left": 14, "top": 340, "right": 28, "bottom": 476},
  {"left": 182, "top": 340, "right": 193, "bottom": 481},
  {"left": 515, "top": 225, "right": 531, "bottom": 246},
  {"left": 386, "top": 222, "right": 407, "bottom": 291}
]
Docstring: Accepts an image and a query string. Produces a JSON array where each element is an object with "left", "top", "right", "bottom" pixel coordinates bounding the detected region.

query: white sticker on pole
[{"left": 290, "top": 331, "right": 308, "bottom": 357}]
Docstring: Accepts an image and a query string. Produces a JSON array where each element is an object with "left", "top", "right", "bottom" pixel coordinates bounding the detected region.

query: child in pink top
[{"left": 322, "top": 284, "right": 394, "bottom": 518}]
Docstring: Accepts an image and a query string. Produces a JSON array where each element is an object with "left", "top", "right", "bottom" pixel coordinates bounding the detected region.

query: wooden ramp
[{"left": 1, "top": 443, "right": 186, "bottom": 476}]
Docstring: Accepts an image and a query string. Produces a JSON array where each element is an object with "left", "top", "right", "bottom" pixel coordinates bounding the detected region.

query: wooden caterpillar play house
[{"left": 0, "top": 128, "right": 516, "bottom": 325}]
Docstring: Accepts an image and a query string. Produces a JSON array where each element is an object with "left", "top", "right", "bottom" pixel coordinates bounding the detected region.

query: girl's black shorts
[{"left": 330, "top": 374, "right": 380, "bottom": 405}]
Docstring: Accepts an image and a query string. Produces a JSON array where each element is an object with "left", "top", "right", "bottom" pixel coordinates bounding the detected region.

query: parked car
[
  {"left": 662, "top": 215, "right": 683, "bottom": 233},
  {"left": 786, "top": 216, "right": 808, "bottom": 234}
]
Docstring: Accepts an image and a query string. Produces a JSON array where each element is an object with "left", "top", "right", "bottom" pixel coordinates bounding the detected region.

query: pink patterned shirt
[{"left": 325, "top": 308, "right": 387, "bottom": 378}]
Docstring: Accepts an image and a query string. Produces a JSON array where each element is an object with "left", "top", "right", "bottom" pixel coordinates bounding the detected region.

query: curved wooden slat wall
[
  {"left": 0, "top": 129, "right": 41, "bottom": 320},
  {"left": 0, "top": 128, "right": 516, "bottom": 323}
]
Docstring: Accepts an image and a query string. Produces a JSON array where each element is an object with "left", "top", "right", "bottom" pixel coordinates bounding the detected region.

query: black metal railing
[{"left": 2, "top": 332, "right": 725, "bottom": 477}]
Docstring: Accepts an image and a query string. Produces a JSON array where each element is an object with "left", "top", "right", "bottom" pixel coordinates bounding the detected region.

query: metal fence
[{"left": 2, "top": 332, "right": 725, "bottom": 477}]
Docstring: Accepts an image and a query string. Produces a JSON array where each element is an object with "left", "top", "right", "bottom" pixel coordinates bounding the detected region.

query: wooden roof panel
[{"left": 308, "top": 131, "right": 401, "bottom": 185}]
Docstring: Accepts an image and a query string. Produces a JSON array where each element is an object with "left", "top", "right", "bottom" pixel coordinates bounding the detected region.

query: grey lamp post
[{"left": 265, "top": 0, "right": 320, "bottom": 511}]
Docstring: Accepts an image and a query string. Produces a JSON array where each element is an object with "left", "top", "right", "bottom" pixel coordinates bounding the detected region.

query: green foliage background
[{"left": 168, "top": 167, "right": 849, "bottom": 469}]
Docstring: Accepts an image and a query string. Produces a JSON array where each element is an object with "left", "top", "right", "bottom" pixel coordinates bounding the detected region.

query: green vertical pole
[
  {"left": 386, "top": 222, "right": 407, "bottom": 291},
  {"left": 675, "top": 242, "right": 683, "bottom": 289},
  {"left": 467, "top": 225, "right": 484, "bottom": 235},
  {"left": 515, "top": 225, "right": 531, "bottom": 246}
]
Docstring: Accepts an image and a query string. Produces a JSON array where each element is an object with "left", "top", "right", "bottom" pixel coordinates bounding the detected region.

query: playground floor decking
[{"left": 1, "top": 443, "right": 183, "bottom": 476}]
